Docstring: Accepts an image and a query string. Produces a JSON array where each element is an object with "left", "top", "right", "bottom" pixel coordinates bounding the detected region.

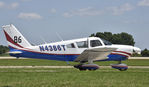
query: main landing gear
[
  {"left": 74, "top": 60, "right": 128, "bottom": 71},
  {"left": 74, "top": 60, "right": 99, "bottom": 71},
  {"left": 111, "top": 61, "right": 128, "bottom": 71},
  {"left": 74, "top": 63, "right": 99, "bottom": 71}
]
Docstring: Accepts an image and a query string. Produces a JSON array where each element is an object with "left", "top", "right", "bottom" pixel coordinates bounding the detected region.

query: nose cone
[{"left": 133, "top": 47, "right": 141, "bottom": 54}]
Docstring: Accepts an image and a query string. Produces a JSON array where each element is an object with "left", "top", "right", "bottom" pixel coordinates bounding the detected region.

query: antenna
[
  {"left": 56, "top": 32, "right": 63, "bottom": 41},
  {"left": 10, "top": 22, "right": 12, "bottom": 25},
  {"left": 40, "top": 36, "right": 47, "bottom": 44},
  {"left": 87, "top": 37, "right": 89, "bottom": 48}
]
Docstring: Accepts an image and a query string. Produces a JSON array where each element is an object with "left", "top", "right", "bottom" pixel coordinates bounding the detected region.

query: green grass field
[
  {"left": 0, "top": 68, "right": 149, "bottom": 87},
  {"left": 0, "top": 53, "right": 10, "bottom": 57},
  {"left": 0, "top": 58, "right": 149, "bottom": 66},
  {"left": 0, "top": 58, "right": 149, "bottom": 87}
]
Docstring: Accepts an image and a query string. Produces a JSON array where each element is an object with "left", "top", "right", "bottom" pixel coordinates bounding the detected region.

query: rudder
[{"left": 2, "top": 24, "right": 31, "bottom": 48}]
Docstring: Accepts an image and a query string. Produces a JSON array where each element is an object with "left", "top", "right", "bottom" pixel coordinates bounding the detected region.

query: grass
[
  {"left": 96, "top": 59, "right": 149, "bottom": 66},
  {"left": 0, "top": 53, "right": 10, "bottom": 57},
  {"left": 0, "top": 58, "right": 149, "bottom": 87},
  {"left": 0, "top": 58, "right": 149, "bottom": 66},
  {"left": 0, "top": 59, "right": 70, "bottom": 66},
  {"left": 0, "top": 68, "right": 149, "bottom": 87}
]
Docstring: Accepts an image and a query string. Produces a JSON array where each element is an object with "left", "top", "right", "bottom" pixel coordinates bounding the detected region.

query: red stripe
[
  {"left": 4, "top": 30, "right": 23, "bottom": 48},
  {"left": 9, "top": 45, "right": 80, "bottom": 56},
  {"left": 113, "top": 51, "right": 131, "bottom": 56},
  {"left": 9, "top": 45, "right": 129, "bottom": 57},
  {"left": 111, "top": 53, "right": 129, "bottom": 58}
]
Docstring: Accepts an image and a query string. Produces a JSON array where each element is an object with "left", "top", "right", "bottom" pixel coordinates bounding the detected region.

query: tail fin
[{"left": 2, "top": 24, "right": 31, "bottom": 48}]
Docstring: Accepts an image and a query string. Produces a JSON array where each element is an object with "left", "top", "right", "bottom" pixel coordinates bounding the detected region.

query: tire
[
  {"left": 119, "top": 68, "right": 127, "bottom": 71},
  {"left": 88, "top": 69, "right": 96, "bottom": 71},
  {"left": 79, "top": 68, "right": 86, "bottom": 71}
]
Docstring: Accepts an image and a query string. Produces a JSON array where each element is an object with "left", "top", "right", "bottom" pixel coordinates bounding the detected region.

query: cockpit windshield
[
  {"left": 101, "top": 38, "right": 112, "bottom": 45},
  {"left": 90, "top": 40, "right": 102, "bottom": 47}
]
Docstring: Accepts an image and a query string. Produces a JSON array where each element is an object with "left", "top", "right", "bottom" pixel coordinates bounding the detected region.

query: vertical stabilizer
[{"left": 2, "top": 24, "right": 31, "bottom": 48}]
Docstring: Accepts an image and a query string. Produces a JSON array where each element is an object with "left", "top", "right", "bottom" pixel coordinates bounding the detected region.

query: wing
[{"left": 74, "top": 47, "right": 117, "bottom": 62}]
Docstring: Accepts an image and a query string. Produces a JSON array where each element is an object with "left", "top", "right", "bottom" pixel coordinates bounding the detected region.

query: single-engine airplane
[{"left": 2, "top": 24, "right": 141, "bottom": 71}]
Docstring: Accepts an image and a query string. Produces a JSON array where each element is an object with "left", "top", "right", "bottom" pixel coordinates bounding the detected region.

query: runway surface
[{"left": 0, "top": 66, "right": 149, "bottom": 69}]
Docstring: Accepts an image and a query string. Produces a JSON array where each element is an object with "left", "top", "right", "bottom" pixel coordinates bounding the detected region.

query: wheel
[
  {"left": 79, "top": 68, "right": 86, "bottom": 71},
  {"left": 88, "top": 69, "right": 96, "bottom": 71},
  {"left": 119, "top": 68, "right": 127, "bottom": 71},
  {"left": 88, "top": 69, "right": 92, "bottom": 71}
]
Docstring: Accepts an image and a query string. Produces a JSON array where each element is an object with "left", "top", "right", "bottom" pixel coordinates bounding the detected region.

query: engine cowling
[
  {"left": 111, "top": 63, "right": 128, "bottom": 71},
  {"left": 74, "top": 64, "right": 99, "bottom": 71}
]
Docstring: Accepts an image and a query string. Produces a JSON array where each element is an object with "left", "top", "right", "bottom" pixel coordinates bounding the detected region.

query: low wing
[{"left": 75, "top": 47, "right": 117, "bottom": 62}]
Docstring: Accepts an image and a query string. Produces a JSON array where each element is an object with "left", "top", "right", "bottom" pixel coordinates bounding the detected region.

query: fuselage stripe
[
  {"left": 9, "top": 45, "right": 80, "bottom": 56},
  {"left": 113, "top": 51, "right": 131, "bottom": 56},
  {"left": 111, "top": 53, "right": 129, "bottom": 58}
]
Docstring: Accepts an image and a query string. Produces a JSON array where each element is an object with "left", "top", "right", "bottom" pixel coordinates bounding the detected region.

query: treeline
[
  {"left": 90, "top": 32, "right": 135, "bottom": 46},
  {"left": 141, "top": 49, "right": 149, "bottom": 57},
  {"left": 0, "top": 45, "right": 9, "bottom": 55}
]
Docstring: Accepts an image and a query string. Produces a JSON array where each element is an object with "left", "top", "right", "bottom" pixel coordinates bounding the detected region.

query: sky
[{"left": 0, "top": 0, "right": 149, "bottom": 49}]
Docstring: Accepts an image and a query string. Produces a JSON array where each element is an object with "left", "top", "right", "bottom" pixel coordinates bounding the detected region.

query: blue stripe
[
  {"left": 9, "top": 46, "right": 78, "bottom": 61},
  {"left": 106, "top": 54, "right": 127, "bottom": 61},
  {"left": 9, "top": 46, "right": 127, "bottom": 61}
]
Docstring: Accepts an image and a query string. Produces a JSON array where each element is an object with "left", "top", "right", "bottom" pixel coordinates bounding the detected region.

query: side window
[
  {"left": 66, "top": 43, "right": 75, "bottom": 48},
  {"left": 101, "top": 38, "right": 112, "bottom": 45},
  {"left": 90, "top": 40, "right": 102, "bottom": 47},
  {"left": 76, "top": 41, "right": 88, "bottom": 48}
]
